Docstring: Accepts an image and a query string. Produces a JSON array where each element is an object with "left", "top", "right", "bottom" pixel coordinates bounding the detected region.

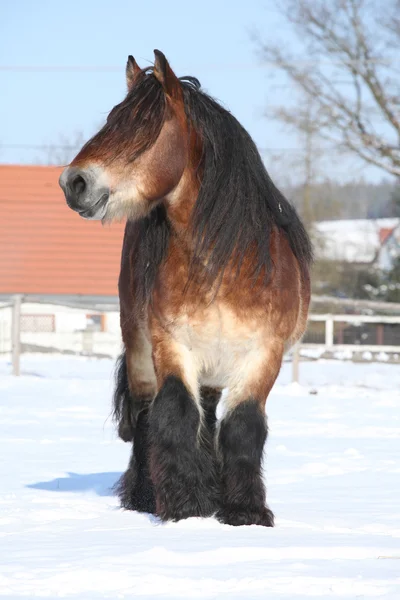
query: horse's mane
[{"left": 124, "top": 70, "right": 313, "bottom": 305}]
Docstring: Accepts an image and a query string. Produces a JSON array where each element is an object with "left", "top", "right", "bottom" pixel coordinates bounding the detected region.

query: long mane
[{"left": 124, "top": 71, "right": 312, "bottom": 304}]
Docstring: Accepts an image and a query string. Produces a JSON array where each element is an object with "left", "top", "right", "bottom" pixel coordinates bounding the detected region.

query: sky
[{"left": 0, "top": 0, "right": 386, "bottom": 183}]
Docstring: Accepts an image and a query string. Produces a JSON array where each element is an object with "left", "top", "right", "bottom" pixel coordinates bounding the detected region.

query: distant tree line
[{"left": 283, "top": 179, "right": 399, "bottom": 222}]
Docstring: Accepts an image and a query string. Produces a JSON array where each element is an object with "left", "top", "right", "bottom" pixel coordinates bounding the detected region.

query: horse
[{"left": 59, "top": 50, "right": 312, "bottom": 527}]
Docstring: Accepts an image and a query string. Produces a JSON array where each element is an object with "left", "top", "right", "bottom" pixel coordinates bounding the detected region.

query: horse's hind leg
[
  {"left": 112, "top": 353, "right": 139, "bottom": 443},
  {"left": 147, "top": 342, "right": 219, "bottom": 521},
  {"left": 113, "top": 349, "right": 156, "bottom": 514},
  {"left": 217, "top": 343, "right": 283, "bottom": 527},
  {"left": 115, "top": 407, "right": 156, "bottom": 513}
]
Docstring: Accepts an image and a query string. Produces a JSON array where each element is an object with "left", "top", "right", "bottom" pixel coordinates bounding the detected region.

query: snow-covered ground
[{"left": 0, "top": 355, "right": 399, "bottom": 599}]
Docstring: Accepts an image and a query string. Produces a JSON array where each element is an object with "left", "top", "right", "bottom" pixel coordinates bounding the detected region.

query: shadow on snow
[{"left": 26, "top": 471, "right": 122, "bottom": 496}]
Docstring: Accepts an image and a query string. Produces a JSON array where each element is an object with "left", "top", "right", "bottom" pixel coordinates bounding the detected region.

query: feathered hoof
[{"left": 217, "top": 506, "right": 274, "bottom": 527}]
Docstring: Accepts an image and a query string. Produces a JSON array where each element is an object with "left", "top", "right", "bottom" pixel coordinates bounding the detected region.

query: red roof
[
  {"left": 0, "top": 165, "right": 125, "bottom": 296},
  {"left": 379, "top": 227, "right": 395, "bottom": 245}
]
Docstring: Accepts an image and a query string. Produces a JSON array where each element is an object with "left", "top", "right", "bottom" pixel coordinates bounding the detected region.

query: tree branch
[{"left": 258, "top": 0, "right": 400, "bottom": 177}]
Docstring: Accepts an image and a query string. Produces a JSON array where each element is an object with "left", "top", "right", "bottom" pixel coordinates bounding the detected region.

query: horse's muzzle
[{"left": 59, "top": 166, "right": 110, "bottom": 220}]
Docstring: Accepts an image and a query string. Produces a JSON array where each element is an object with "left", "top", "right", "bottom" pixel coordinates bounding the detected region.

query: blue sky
[{"left": 0, "top": 0, "right": 384, "bottom": 181}]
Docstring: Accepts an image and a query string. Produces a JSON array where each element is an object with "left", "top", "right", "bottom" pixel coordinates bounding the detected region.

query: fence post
[
  {"left": 292, "top": 342, "right": 300, "bottom": 383},
  {"left": 82, "top": 329, "right": 94, "bottom": 355},
  {"left": 11, "top": 294, "right": 22, "bottom": 376},
  {"left": 325, "top": 315, "right": 334, "bottom": 350}
]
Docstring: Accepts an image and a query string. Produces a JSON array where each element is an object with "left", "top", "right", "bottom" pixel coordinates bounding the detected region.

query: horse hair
[{"left": 111, "top": 69, "right": 313, "bottom": 302}]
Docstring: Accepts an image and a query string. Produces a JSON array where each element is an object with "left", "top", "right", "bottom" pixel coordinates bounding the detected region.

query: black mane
[
  {"left": 126, "top": 71, "right": 312, "bottom": 303},
  {"left": 180, "top": 77, "right": 313, "bottom": 285}
]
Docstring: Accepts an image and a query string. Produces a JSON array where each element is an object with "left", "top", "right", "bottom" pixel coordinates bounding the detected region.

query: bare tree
[
  {"left": 38, "top": 131, "right": 86, "bottom": 166},
  {"left": 258, "top": 0, "right": 400, "bottom": 177}
]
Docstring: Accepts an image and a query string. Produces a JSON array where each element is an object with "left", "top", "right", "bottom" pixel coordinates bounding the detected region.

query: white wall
[
  {"left": 0, "top": 302, "right": 122, "bottom": 356},
  {"left": 0, "top": 306, "right": 12, "bottom": 353},
  {"left": 21, "top": 331, "right": 122, "bottom": 357},
  {"left": 104, "top": 312, "right": 120, "bottom": 334}
]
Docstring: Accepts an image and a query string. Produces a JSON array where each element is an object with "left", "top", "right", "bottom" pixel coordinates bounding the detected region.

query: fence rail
[
  {"left": 1, "top": 296, "right": 400, "bottom": 378},
  {"left": 303, "top": 313, "right": 400, "bottom": 351}
]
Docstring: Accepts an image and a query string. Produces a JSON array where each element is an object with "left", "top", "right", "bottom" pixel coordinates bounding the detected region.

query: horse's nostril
[{"left": 71, "top": 174, "right": 86, "bottom": 197}]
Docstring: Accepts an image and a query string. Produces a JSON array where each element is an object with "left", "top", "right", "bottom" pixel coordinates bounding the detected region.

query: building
[
  {"left": 314, "top": 218, "right": 400, "bottom": 270},
  {"left": 0, "top": 165, "right": 125, "bottom": 297},
  {"left": 377, "top": 222, "right": 400, "bottom": 271},
  {"left": 0, "top": 165, "right": 126, "bottom": 349}
]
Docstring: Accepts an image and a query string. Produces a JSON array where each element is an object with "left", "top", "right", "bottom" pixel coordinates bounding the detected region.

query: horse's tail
[{"left": 113, "top": 352, "right": 135, "bottom": 442}]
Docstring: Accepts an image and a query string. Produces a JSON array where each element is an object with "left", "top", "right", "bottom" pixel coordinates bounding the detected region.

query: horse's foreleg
[
  {"left": 148, "top": 342, "right": 219, "bottom": 521},
  {"left": 217, "top": 400, "right": 274, "bottom": 527},
  {"left": 217, "top": 343, "right": 283, "bottom": 527}
]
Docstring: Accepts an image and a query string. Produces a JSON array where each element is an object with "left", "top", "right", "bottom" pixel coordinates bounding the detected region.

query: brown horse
[{"left": 59, "top": 50, "right": 312, "bottom": 527}]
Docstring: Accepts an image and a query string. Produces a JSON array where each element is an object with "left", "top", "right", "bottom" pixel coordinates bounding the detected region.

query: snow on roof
[{"left": 314, "top": 218, "right": 400, "bottom": 263}]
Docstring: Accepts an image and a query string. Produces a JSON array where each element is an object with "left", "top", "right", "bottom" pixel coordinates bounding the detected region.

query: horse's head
[{"left": 59, "top": 50, "right": 189, "bottom": 221}]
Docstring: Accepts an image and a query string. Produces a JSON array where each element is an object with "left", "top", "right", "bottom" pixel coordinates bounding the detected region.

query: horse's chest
[{"left": 170, "top": 304, "right": 263, "bottom": 388}]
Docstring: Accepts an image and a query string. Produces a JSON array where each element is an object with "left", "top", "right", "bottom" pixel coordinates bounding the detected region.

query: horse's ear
[
  {"left": 153, "top": 49, "right": 181, "bottom": 98},
  {"left": 126, "top": 55, "right": 141, "bottom": 90}
]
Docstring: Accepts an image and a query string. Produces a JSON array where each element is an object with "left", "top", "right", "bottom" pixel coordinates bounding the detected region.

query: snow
[
  {"left": 314, "top": 218, "right": 399, "bottom": 263},
  {"left": 0, "top": 355, "right": 399, "bottom": 599}
]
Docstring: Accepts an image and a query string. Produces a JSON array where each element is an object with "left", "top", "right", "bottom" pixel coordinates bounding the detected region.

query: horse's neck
[{"left": 165, "top": 168, "right": 198, "bottom": 247}]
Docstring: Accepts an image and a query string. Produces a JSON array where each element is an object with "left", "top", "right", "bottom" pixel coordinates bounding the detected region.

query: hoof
[
  {"left": 217, "top": 506, "right": 274, "bottom": 527},
  {"left": 158, "top": 493, "right": 218, "bottom": 522},
  {"left": 115, "top": 469, "right": 156, "bottom": 514}
]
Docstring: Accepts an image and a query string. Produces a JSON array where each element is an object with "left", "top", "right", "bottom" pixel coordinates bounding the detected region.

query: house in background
[
  {"left": 0, "top": 164, "right": 125, "bottom": 298},
  {"left": 0, "top": 164, "right": 125, "bottom": 343},
  {"left": 314, "top": 218, "right": 400, "bottom": 270},
  {"left": 376, "top": 222, "right": 400, "bottom": 271},
  {"left": 2, "top": 165, "right": 400, "bottom": 308}
]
